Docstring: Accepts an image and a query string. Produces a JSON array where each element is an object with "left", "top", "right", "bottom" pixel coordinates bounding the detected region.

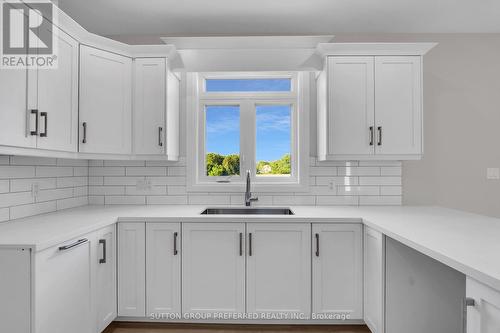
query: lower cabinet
[
  {"left": 363, "top": 226, "right": 385, "bottom": 333},
  {"left": 94, "top": 225, "right": 117, "bottom": 332},
  {"left": 182, "top": 223, "right": 246, "bottom": 314},
  {"left": 466, "top": 277, "right": 500, "bottom": 333},
  {"left": 118, "top": 222, "right": 146, "bottom": 317},
  {"left": 247, "top": 223, "right": 311, "bottom": 315},
  {"left": 146, "top": 223, "right": 181, "bottom": 316},
  {"left": 312, "top": 224, "right": 363, "bottom": 319}
]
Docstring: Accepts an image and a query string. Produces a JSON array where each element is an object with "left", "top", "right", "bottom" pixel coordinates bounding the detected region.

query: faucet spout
[{"left": 245, "top": 170, "right": 258, "bottom": 206}]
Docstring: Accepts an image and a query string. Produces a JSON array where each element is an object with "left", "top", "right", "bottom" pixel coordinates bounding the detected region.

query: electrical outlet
[
  {"left": 486, "top": 168, "right": 500, "bottom": 180},
  {"left": 136, "top": 179, "right": 153, "bottom": 190},
  {"left": 328, "top": 180, "right": 335, "bottom": 190}
]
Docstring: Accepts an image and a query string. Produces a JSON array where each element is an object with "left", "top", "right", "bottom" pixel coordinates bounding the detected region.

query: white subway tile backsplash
[
  {"left": 168, "top": 167, "right": 187, "bottom": 176},
  {"left": 310, "top": 166, "right": 338, "bottom": 176},
  {"left": 105, "top": 196, "right": 146, "bottom": 205},
  {"left": 0, "top": 156, "right": 88, "bottom": 222},
  {"left": 188, "top": 195, "right": 230, "bottom": 205},
  {"left": 125, "top": 185, "right": 167, "bottom": 196},
  {"left": 380, "top": 186, "right": 403, "bottom": 196},
  {"left": 89, "top": 186, "right": 125, "bottom": 196},
  {"left": 167, "top": 186, "right": 187, "bottom": 195},
  {"left": 359, "top": 196, "right": 402, "bottom": 205},
  {"left": 381, "top": 167, "right": 403, "bottom": 176},
  {"left": 147, "top": 176, "right": 186, "bottom": 186},
  {"left": 90, "top": 167, "right": 125, "bottom": 176},
  {"left": 10, "top": 201, "right": 56, "bottom": 220},
  {"left": 337, "top": 185, "right": 380, "bottom": 196},
  {"left": 104, "top": 176, "right": 144, "bottom": 186},
  {"left": 89, "top": 196, "right": 105, "bottom": 205},
  {"left": 36, "top": 166, "right": 73, "bottom": 177},
  {"left": 359, "top": 176, "right": 402, "bottom": 186},
  {"left": 89, "top": 176, "right": 104, "bottom": 186},
  {"left": 104, "top": 160, "right": 146, "bottom": 167},
  {"left": 126, "top": 167, "right": 167, "bottom": 176},
  {"left": 338, "top": 166, "right": 381, "bottom": 176},
  {"left": 147, "top": 195, "right": 188, "bottom": 205},
  {"left": 316, "top": 196, "right": 359, "bottom": 206}
]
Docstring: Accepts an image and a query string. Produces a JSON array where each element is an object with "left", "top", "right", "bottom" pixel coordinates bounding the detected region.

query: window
[{"left": 187, "top": 72, "right": 309, "bottom": 192}]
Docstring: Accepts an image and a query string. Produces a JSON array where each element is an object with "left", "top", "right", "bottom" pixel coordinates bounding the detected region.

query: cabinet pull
[
  {"left": 40, "top": 112, "right": 48, "bottom": 137},
  {"left": 369, "top": 126, "right": 374, "bottom": 146},
  {"left": 173, "top": 232, "right": 178, "bottom": 255},
  {"left": 315, "top": 233, "right": 320, "bottom": 257},
  {"left": 58, "top": 238, "right": 88, "bottom": 251},
  {"left": 158, "top": 127, "right": 163, "bottom": 147},
  {"left": 463, "top": 297, "right": 475, "bottom": 333},
  {"left": 248, "top": 233, "right": 253, "bottom": 256},
  {"left": 82, "top": 122, "right": 87, "bottom": 143},
  {"left": 30, "top": 109, "right": 38, "bottom": 136},
  {"left": 239, "top": 232, "right": 243, "bottom": 256},
  {"left": 99, "top": 239, "right": 106, "bottom": 264},
  {"left": 377, "top": 126, "right": 382, "bottom": 146}
]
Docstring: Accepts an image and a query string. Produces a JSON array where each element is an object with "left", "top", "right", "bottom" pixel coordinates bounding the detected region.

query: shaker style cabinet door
[
  {"left": 146, "top": 223, "right": 181, "bottom": 316},
  {"left": 466, "top": 277, "right": 500, "bottom": 333},
  {"left": 118, "top": 222, "right": 146, "bottom": 317},
  {"left": 133, "top": 58, "right": 166, "bottom": 155},
  {"left": 374, "top": 56, "right": 422, "bottom": 155},
  {"left": 327, "top": 57, "right": 375, "bottom": 156},
  {"left": 246, "top": 223, "right": 311, "bottom": 315},
  {"left": 79, "top": 45, "right": 132, "bottom": 154},
  {"left": 95, "top": 225, "right": 117, "bottom": 332},
  {"left": 182, "top": 223, "right": 245, "bottom": 314},
  {"left": 363, "top": 226, "right": 385, "bottom": 333},
  {"left": 312, "top": 224, "right": 363, "bottom": 319},
  {"left": 36, "top": 26, "right": 79, "bottom": 152}
]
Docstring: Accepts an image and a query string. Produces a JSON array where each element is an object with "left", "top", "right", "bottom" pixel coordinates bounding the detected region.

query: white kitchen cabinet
[
  {"left": 324, "top": 57, "right": 375, "bottom": 156},
  {"left": 35, "top": 236, "right": 92, "bottom": 333},
  {"left": 312, "top": 224, "right": 362, "bottom": 319},
  {"left": 34, "top": 26, "right": 79, "bottom": 152},
  {"left": 133, "top": 58, "right": 179, "bottom": 159},
  {"left": 182, "top": 223, "right": 245, "bottom": 314},
  {"left": 79, "top": 45, "right": 132, "bottom": 154},
  {"left": 146, "top": 223, "right": 181, "bottom": 316},
  {"left": 375, "top": 56, "right": 422, "bottom": 155},
  {"left": 363, "top": 226, "right": 385, "bottom": 333},
  {"left": 118, "top": 222, "right": 146, "bottom": 317},
  {"left": 466, "top": 277, "right": 500, "bottom": 333},
  {"left": 317, "top": 55, "right": 423, "bottom": 160},
  {"left": 247, "top": 223, "right": 311, "bottom": 315},
  {"left": 94, "top": 225, "right": 116, "bottom": 332}
]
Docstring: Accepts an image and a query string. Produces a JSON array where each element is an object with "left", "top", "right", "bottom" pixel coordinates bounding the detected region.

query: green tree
[
  {"left": 208, "top": 164, "right": 225, "bottom": 176},
  {"left": 270, "top": 154, "right": 291, "bottom": 175},
  {"left": 222, "top": 154, "right": 240, "bottom": 175},
  {"left": 206, "top": 152, "right": 224, "bottom": 176}
]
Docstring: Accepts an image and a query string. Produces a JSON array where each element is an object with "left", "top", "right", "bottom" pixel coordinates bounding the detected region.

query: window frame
[{"left": 186, "top": 72, "right": 310, "bottom": 193}]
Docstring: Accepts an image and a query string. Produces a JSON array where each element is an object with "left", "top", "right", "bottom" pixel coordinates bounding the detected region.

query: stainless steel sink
[{"left": 200, "top": 207, "right": 294, "bottom": 215}]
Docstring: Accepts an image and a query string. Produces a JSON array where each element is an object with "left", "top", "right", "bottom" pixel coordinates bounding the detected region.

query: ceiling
[{"left": 57, "top": 0, "right": 500, "bottom": 40}]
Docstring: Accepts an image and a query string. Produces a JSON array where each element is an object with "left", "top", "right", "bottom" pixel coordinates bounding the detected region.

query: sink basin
[{"left": 201, "top": 207, "right": 294, "bottom": 215}]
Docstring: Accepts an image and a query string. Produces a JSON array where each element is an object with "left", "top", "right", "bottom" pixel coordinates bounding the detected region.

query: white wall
[{"left": 331, "top": 34, "right": 500, "bottom": 217}]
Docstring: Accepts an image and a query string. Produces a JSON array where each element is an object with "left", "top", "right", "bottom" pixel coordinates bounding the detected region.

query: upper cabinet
[
  {"left": 0, "top": 18, "right": 78, "bottom": 152},
  {"left": 317, "top": 46, "right": 432, "bottom": 160},
  {"left": 79, "top": 45, "right": 132, "bottom": 155},
  {"left": 133, "top": 58, "right": 179, "bottom": 159}
]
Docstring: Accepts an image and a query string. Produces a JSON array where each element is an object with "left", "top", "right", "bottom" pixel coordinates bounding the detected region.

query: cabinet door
[
  {"left": 364, "top": 226, "right": 385, "bottom": 332},
  {"left": 0, "top": 5, "right": 34, "bottom": 148},
  {"left": 247, "top": 223, "right": 311, "bottom": 315},
  {"left": 312, "top": 224, "right": 362, "bottom": 319},
  {"left": 182, "top": 223, "right": 245, "bottom": 314},
  {"left": 375, "top": 56, "right": 422, "bottom": 155},
  {"left": 36, "top": 27, "right": 78, "bottom": 152},
  {"left": 327, "top": 56, "right": 375, "bottom": 156},
  {"left": 35, "top": 236, "right": 92, "bottom": 333},
  {"left": 118, "top": 222, "right": 146, "bottom": 317},
  {"left": 95, "top": 225, "right": 116, "bottom": 331},
  {"left": 146, "top": 223, "right": 181, "bottom": 316},
  {"left": 133, "top": 58, "right": 166, "bottom": 155},
  {"left": 466, "top": 277, "right": 500, "bottom": 333},
  {"left": 79, "top": 45, "right": 132, "bottom": 154}
]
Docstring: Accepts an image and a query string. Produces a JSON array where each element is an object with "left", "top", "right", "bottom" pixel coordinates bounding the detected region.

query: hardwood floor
[{"left": 104, "top": 323, "right": 371, "bottom": 333}]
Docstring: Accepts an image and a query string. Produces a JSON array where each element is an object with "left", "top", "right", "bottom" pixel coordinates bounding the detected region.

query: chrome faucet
[{"left": 245, "top": 170, "right": 258, "bottom": 206}]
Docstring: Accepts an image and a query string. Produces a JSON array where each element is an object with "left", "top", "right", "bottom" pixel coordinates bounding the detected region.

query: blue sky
[
  {"left": 206, "top": 105, "right": 291, "bottom": 162},
  {"left": 206, "top": 78, "right": 291, "bottom": 92}
]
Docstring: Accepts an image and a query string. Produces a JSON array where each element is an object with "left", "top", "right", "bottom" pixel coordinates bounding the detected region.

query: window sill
[{"left": 186, "top": 180, "right": 310, "bottom": 193}]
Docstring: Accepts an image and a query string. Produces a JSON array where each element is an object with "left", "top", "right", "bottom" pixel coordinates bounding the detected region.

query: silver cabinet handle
[
  {"left": 58, "top": 238, "right": 88, "bottom": 251},
  {"left": 30, "top": 109, "right": 38, "bottom": 136},
  {"left": 315, "top": 233, "right": 320, "bottom": 257},
  {"left": 173, "top": 232, "right": 178, "bottom": 255},
  {"left": 369, "top": 126, "right": 374, "bottom": 146},
  {"left": 377, "top": 126, "right": 382, "bottom": 146},
  {"left": 82, "top": 122, "right": 87, "bottom": 143},
  {"left": 158, "top": 127, "right": 163, "bottom": 147},
  {"left": 40, "top": 112, "right": 48, "bottom": 137},
  {"left": 248, "top": 233, "right": 253, "bottom": 256},
  {"left": 99, "top": 239, "right": 106, "bottom": 264}
]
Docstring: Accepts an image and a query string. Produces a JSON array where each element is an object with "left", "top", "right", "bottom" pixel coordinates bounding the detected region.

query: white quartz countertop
[{"left": 0, "top": 204, "right": 499, "bottom": 292}]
